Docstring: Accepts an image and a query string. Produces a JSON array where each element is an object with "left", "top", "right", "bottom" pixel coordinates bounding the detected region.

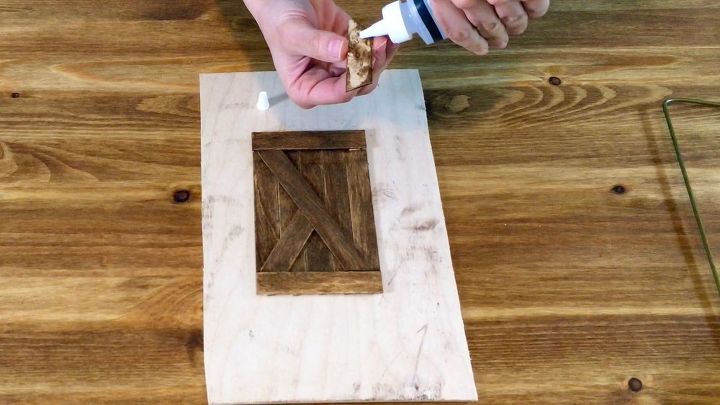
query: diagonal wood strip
[
  {"left": 259, "top": 211, "right": 314, "bottom": 272},
  {"left": 258, "top": 150, "right": 369, "bottom": 270}
]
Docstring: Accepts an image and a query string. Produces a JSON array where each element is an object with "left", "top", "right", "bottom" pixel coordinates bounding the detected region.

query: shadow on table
[{"left": 641, "top": 106, "right": 720, "bottom": 347}]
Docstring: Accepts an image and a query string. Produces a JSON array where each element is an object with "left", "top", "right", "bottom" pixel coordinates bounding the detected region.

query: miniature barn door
[{"left": 252, "top": 131, "right": 382, "bottom": 295}]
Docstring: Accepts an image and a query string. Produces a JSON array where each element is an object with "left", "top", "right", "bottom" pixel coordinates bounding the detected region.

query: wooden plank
[
  {"left": 259, "top": 212, "right": 313, "bottom": 273},
  {"left": 346, "top": 150, "right": 380, "bottom": 270},
  {"left": 257, "top": 271, "right": 383, "bottom": 295},
  {"left": 323, "top": 149, "right": 353, "bottom": 271},
  {"left": 252, "top": 153, "right": 279, "bottom": 269},
  {"left": 202, "top": 71, "right": 476, "bottom": 403},
  {"left": 299, "top": 150, "right": 333, "bottom": 272},
  {"left": 258, "top": 149, "right": 368, "bottom": 271},
  {"left": 252, "top": 131, "right": 366, "bottom": 150}
]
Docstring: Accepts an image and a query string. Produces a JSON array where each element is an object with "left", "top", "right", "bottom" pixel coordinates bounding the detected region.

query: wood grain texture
[
  {"left": 300, "top": 150, "right": 334, "bottom": 273},
  {"left": 259, "top": 212, "right": 313, "bottom": 273},
  {"left": 257, "top": 271, "right": 383, "bottom": 295},
  {"left": 202, "top": 71, "right": 476, "bottom": 403},
  {"left": 3, "top": 0, "right": 720, "bottom": 403}
]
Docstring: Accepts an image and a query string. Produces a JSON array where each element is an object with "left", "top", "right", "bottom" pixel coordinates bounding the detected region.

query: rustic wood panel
[
  {"left": 252, "top": 131, "right": 381, "bottom": 295},
  {"left": 2, "top": 0, "right": 720, "bottom": 403}
]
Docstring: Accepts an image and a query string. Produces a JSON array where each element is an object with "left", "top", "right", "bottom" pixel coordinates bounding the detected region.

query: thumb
[{"left": 283, "top": 19, "right": 348, "bottom": 63}]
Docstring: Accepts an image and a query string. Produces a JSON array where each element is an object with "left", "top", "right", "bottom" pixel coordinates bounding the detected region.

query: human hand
[
  {"left": 245, "top": 0, "right": 399, "bottom": 109},
  {"left": 431, "top": 0, "right": 549, "bottom": 55}
]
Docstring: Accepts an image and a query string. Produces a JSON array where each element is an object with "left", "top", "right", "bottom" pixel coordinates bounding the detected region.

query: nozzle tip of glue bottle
[{"left": 359, "top": 21, "right": 387, "bottom": 39}]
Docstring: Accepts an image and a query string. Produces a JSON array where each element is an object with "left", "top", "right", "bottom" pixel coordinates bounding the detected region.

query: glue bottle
[{"left": 359, "top": 0, "right": 447, "bottom": 45}]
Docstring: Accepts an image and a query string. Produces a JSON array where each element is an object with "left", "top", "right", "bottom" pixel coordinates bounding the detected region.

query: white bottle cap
[
  {"left": 256, "top": 91, "right": 269, "bottom": 111},
  {"left": 359, "top": 1, "right": 412, "bottom": 44}
]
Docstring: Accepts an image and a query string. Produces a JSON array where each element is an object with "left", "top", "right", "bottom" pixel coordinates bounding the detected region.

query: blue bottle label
[{"left": 414, "top": 0, "right": 444, "bottom": 42}]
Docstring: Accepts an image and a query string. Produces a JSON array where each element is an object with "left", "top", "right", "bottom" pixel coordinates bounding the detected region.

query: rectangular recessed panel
[{"left": 252, "top": 131, "right": 381, "bottom": 295}]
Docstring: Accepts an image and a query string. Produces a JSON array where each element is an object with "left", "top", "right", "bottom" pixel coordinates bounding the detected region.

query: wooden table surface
[{"left": 2, "top": 1, "right": 720, "bottom": 403}]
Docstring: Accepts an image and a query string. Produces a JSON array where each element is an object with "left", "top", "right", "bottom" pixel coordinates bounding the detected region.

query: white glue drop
[
  {"left": 256, "top": 91, "right": 270, "bottom": 111},
  {"left": 359, "top": 0, "right": 446, "bottom": 45}
]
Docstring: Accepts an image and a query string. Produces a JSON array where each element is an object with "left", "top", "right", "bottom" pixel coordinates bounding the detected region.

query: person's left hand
[
  {"left": 246, "top": 0, "right": 399, "bottom": 109},
  {"left": 431, "top": 0, "right": 550, "bottom": 55}
]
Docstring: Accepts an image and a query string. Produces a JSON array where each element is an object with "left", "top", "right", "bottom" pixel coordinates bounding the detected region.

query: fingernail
[{"left": 328, "top": 39, "right": 343, "bottom": 60}]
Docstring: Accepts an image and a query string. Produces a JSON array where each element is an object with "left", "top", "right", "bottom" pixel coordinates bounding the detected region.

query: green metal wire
[{"left": 662, "top": 98, "right": 720, "bottom": 297}]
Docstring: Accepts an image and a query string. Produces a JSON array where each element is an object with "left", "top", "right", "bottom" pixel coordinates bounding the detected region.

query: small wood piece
[
  {"left": 346, "top": 20, "right": 373, "bottom": 91},
  {"left": 346, "top": 150, "right": 380, "bottom": 270},
  {"left": 252, "top": 130, "right": 381, "bottom": 295},
  {"left": 252, "top": 130, "right": 366, "bottom": 150},
  {"left": 257, "top": 271, "right": 383, "bottom": 295},
  {"left": 301, "top": 151, "right": 333, "bottom": 272}
]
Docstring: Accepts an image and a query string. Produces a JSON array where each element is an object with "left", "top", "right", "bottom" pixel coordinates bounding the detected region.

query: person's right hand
[{"left": 431, "top": 0, "right": 550, "bottom": 55}]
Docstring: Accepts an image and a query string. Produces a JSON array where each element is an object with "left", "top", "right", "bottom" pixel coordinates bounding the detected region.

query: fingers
[
  {"left": 286, "top": 34, "right": 402, "bottom": 105},
  {"left": 287, "top": 67, "right": 358, "bottom": 109},
  {"left": 520, "top": 0, "right": 550, "bottom": 18},
  {"left": 486, "top": 0, "right": 528, "bottom": 35},
  {"left": 452, "top": 0, "right": 508, "bottom": 48},
  {"left": 280, "top": 18, "right": 348, "bottom": 63},
  {"left": 431, "top": 0, "right": 489, "bottom": 55}
]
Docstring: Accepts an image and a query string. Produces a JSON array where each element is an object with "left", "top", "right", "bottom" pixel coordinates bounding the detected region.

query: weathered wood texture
[
  {"left": 347, "top": 19, "right": 373, "bottom": 91},
  {"left": 252, "top": 131, "right": 381, "bottom": 295},
  {"left": 2, "top": 0, "right": 720, "bottom": 403}
]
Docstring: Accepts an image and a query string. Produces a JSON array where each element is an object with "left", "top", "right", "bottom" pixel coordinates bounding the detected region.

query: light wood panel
[
  {"left": 201, "top": 71, "right": 476, "bottom": 403},
  {"left": 2, "top": 0, "right": 720, "bottom": 403}
]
